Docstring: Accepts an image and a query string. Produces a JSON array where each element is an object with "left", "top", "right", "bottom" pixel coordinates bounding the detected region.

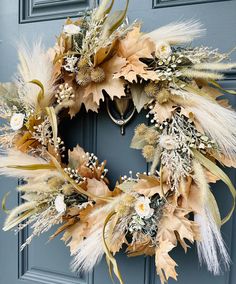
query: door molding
[
  {"left": 153, "top": 0, "right": 232, "bottom": 9},
  {"left": 19, "top": 0, "right": 96, "bottom": 23},
  {"left": 17, "top": 223, "right": 91, "bottom": 284}
]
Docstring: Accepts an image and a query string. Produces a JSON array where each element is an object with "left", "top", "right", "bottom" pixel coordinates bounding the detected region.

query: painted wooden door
[{"left": 0, "top": 0, "right": 236, "bottom": 283}]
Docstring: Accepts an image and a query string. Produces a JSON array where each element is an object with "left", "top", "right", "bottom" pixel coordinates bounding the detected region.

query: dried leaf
[
  {"left": 155, "top": 240, "right": 178, "bottom": 284},
  {"left": 127, "top": 235, "right": 154, "bottom": 256},
  {"left": 130, "top": 83, "right": 150, "bottom": 112},
  {"left": 87, "top": 178, "right": 111, "bottom": 197},
  {"left": 83, "top": 55, "right": 126, "bottom": 109},
  {"left": 133, "top": 175, "right": 167, "bottom": 197},
  {"left": 68, "top": 145, "right": 87, "bottom": 169},
  {"left": 157, "top": 205, "right": 200, "bottom": 251},
  {"left": 150, "top": 101, "right": 176, "bottom": 122},
  {"left": 94, "top": 39, "right": 118, "bottom": 66},
  {"left": 100, "top": 0, "right": 129, "bottom": 40},
  {"left": 94, "top": 0, "right": 115, "bottom": 21},
  {"left": 62, "top": 221, "right": 89, "bottom": 254},
  {"left": 114, "top": 25, "right": 157, "bottom": 82}
]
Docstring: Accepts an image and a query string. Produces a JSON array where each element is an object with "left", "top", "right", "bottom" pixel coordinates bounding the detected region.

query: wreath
[{"left": 1, "top": 1, "right": 236, "bottom": 283}]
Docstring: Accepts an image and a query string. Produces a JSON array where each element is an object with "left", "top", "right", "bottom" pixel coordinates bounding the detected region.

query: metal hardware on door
[{"left": 106, "top": 96, "right": 136, "bottom": 135}]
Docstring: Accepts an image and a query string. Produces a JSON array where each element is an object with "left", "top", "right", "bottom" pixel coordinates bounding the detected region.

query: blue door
[{"left": 0, "top": 0, "right": 236, "bottom": 283}]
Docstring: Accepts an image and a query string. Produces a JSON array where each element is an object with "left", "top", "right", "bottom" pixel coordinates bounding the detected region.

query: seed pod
[
  {"left": 91, "top": 67, "right": 105, "bottom": 83},
  {"left": 156, "top": 89, "right": 170, "bottom": 104},
  {"left": 76, "top": 69, "right": 91, "bottom": 86},
  {"left": 142, "top": 145, "right": 155, "bottom": 161},
  {"left": 77, "top": 57, "right": 90, "bottom": 69},
  {"left": 144, "top": 82, "right": 159, "bottom": 97}
]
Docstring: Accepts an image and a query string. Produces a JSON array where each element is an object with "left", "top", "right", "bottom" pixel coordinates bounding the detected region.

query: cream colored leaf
[
  {"left": 133, "top": 175, "right": 167, "bottom": 197},
  {"left": 155, "top": 240, "right": 178, "bottom": 284},
  {"left": 83, "top": 55, "right": 126, "bottom": 107},
  {"left": 157, "top": 205, "right": 200, "bottom": 251},
  {"left": 114, "top": 25, "right": 158, "bottom": 82},
  {"left": 150, "top": 101, "right": 176, "bottom": 122},
  {"left": 68, "top": 145, "right": 87, "bottom": 169},
  {"left": 130, "top": 83, "right": 151, "bottom": 112},
  {"left": 87, "top": 178, "right": 111, "bottom": 197}
]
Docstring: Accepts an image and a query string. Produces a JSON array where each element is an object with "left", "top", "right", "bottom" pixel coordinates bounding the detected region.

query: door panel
[{"left": 0, "top": 1, "right": 236, "bottom": 284}]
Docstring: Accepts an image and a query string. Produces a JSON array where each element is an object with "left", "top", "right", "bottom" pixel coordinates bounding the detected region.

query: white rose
[
  {"left": 159, "top": 135, "right": 178, "bottom": 150},
  {"left": 135, "top": 196, "right": 154, "bottom": 219},
  {"left": 156, "top": 41, "right": 172, "bottom": 59},
  {"left": 10, "top": 113, "right": 25, "bottom": 131},
  {"left": 63, "top": 24, "right": 81, "bottom": 35},
  {"left": 55, "top": 194, "right": 66, "bottom": 214}
]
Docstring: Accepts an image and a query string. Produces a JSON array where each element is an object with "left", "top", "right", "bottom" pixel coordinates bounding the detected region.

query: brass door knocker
[{"left": 106, "top": 96, "right": 136, "bottom": 135}]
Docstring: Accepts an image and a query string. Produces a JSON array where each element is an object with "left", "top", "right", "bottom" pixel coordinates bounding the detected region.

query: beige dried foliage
[
  {"left": 127, "top": 235, "right": 155, "bottom": 257},
  {"left": 109, "top": 232, "right": 128, "bottom": 255},
  {"left": 87, "top": 178, "right": 111, "bottom": 197},
  {"left": 114, "top": 25, "right": 158, "bottom": 82},
  {"left": 155, "top": 240, "right": 178, "bottom": 284},
  {"left": 62, "top": 204, "right": 102, "bottom": 254},
  {"left": 157, "top": 204, "right": 200, "bottom": 250},
  {"left": 133, "top": 175, "right": 167, "bottom": 197},
  {"left": 150, "top": 101, "right": 176, "bottom": 122},
  {"left": 82, "top": 55, "right": 126, "bottom": 107}
]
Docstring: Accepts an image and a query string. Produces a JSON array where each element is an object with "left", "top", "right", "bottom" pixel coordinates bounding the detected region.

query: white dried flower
[
  {"left": 159, "top": 135, "right": 178, "bottom": 150},
  {"left": 10, "top": 113, "right": 25, "bottom": 131},
  {"left": 63, "top": 24, "right": 81, "bottom": 35},
  {"left": 135, "top": 196, "right": 154, "bottom": 219},
  {"left": 156, "top": 41, "right": 172, "bottom": 59},
  {"left": 54, "top": 194, "right": 66, "bottom": 214},
  {"left": 63, "top": 56, "right": 78, "bottom": 72}
]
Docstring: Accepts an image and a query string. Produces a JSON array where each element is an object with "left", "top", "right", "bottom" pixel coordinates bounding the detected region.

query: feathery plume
[
  {"left": 182, "top": 69, "right": 224, "bottom": 80},
  {"left": 172, "top": 90, "right": 236, "bottom": 161},
  {"left": 15, "top": 41, "right": 55, "bottom": 109},
  {"left": 0, "top": 149, "right": 56, "bottom": 178},
  {"left": 195, "top": 207, "right": 230, "bottom": 275},
  {"left": 147, "top": 20, "right": 205, "bottom": 45},
  {"left": 71, "top": 225, "right": 104, "bottom": 272},
  {"left": 193, "top": 62, "right": 236, "bottom": 71}
]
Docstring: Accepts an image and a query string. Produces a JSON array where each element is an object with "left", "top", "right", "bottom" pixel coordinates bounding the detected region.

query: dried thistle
[
  {"left": 145, "top": 129, "right": 159, "bottom": 145},
  {"left": 77, "top": 57, "right": 90, "bottom": 69},
  {"left": 135, "top": 123, "right": 148, "bottom": 136},
  {"left": 142, "top": 145, "right": 155, "bottom": 161},
  {"left": 156, "top": 89, "right": 170, "bottom": 104},
  {"left": 75, "top": 69, "right": 91, "bottom": 86},
  {"left": 144, "top": 82, "right": 159, "bottom": 97},
  {"left": 91, "top": 67, "right": 105, "bottom": 83}
]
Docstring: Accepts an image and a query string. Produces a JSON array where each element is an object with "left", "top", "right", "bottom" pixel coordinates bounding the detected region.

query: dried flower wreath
[{"left": 1, "top": 0, "right": 236, "bottom": 283}]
